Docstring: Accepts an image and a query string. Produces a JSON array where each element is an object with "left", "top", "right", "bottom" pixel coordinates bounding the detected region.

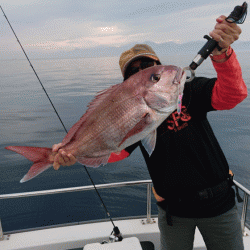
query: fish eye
[{"left": 151, "top": 74, "right": 161, "bottom": 83}]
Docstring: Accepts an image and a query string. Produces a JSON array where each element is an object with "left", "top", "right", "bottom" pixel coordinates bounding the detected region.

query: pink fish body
[{"left": 6, "top": 65, "right": 186, "bottom": 182}]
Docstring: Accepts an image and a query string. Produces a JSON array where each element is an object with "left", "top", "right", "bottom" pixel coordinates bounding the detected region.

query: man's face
[{"left": 125, "top": 58, "right": 157, "bottom": 80}]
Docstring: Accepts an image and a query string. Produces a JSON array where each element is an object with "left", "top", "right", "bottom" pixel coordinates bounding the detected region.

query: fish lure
[{"left": 177, "top": 85, "right": 183, "bottom": 115}]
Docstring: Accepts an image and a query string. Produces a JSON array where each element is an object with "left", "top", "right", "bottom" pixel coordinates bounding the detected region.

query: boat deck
[
  {"left": 1, "top": 179, "right": 250, "bottom": 249},
  {"left": 1, "top": 217, "right": 250, "bottom": 250}
]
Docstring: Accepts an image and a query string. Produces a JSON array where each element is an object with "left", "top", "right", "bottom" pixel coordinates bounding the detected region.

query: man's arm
[
  {"left": 208, "top": 15, "right": 247, "bottom": 110},
  {"left": 211, "top": 49, "right": 247, "bottom": 110}
]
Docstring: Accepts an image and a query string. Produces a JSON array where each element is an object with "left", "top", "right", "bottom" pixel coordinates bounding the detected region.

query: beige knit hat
[{"left": 119, "top": 44, "right": 160, "bottom": 77}]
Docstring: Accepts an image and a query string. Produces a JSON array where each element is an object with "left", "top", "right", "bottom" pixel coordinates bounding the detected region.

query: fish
[{"left": 5, "top": 65, "right": 186, "bottom": 183}]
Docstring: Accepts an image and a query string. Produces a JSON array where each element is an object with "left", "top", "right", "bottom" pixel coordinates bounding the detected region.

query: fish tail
[{"left": 5, "top": 146, "right": 52, "bottom": 183}]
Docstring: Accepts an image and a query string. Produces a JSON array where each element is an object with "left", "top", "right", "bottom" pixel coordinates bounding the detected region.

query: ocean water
[{"left": 0, "top": 51, "right": 250, "bottom": 232}]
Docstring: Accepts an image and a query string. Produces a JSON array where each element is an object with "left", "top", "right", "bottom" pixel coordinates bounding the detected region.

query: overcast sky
[{"left": 1, "top": 0, "right": 249, "bottom": 56}]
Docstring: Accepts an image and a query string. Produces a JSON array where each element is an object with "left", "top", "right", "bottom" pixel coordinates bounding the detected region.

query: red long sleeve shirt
[{"left": 211, "top": 49, "right": 247, "bottom": 110}]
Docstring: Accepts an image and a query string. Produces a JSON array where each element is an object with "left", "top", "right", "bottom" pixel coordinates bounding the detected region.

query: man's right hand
[{"left": 52, "top": 143, "right": 77, "bottom": 170}]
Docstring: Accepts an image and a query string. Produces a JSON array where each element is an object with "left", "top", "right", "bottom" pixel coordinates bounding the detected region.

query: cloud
[
  {"left": 26, "top": 32, "right": 150, "bottom": 51},
  {"left": 1, "top": 0, "right": 249, "bottom": 56},
  {"left": 124, "top": 1, "right": 250, "bottom": 44}
]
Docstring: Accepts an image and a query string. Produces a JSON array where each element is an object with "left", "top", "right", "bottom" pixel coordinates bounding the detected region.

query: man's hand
[
  {"left": 209, "top": 15, "right": 242, "bottom": 56},
  {"left": 152, "top": 186, "right": 165, "bottom": 202},
  {"left": 52, "top": 143, "right": 77, "bottom": 170}
]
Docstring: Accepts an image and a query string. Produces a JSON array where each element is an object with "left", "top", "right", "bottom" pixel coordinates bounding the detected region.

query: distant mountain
[
  {"left": 61, "top": 41, "right": 205, "bottom": 59},
  {"left": 233, "top": 41, "right": 250, "bottom": 51},
  {"left": 6, "top": 40, "right": 249, "bottom": 60},
  {"left": 54, "top": 40, "right": 250, "bottom": 59}
]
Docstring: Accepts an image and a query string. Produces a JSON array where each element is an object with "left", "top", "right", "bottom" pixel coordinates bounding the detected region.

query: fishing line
[
  {"left": 1, "top": 5, "right": 119, "bottom": 234},
  {"left": 0, "top": 5, "right": 68, "bottom": 134}
]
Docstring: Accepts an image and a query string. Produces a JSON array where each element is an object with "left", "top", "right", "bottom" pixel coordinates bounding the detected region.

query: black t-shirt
[{"left": 126, "top": 76, "right": 235, "bottom": 218}]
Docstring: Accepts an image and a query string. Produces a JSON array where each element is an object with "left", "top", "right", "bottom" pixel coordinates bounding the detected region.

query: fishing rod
[
  {"left": 185, "top": 2, "right": 248, "bottom": 81},
  {"left": 0, "top": 5, "right": 122, "bottom": 241}
]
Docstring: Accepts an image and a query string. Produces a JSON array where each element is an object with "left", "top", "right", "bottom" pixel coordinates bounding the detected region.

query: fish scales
[
  {"left": 5, "top": 65, "right": 186, "bottom": 182},
  {"left": 67, "top": 96, "right": 146, "bottom": 156}
]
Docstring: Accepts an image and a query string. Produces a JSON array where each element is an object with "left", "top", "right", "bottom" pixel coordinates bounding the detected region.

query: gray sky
[{"left": 1, "top": 0, "right": 249, "bottom": 56}]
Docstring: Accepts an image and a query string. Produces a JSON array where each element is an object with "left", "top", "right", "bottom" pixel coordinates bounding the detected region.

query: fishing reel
[{"left": 185, "top": 2, "right": 248, "bottom": 82}]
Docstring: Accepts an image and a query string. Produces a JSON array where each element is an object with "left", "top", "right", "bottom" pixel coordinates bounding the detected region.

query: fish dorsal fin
[
  {"left": 61, "top": 83, "right": 122, "bottom": 146},
  {"left": 85, "top": 83, "right": 122, "bottom": 114},
  {"left": 141, "top": 130, "right": 157, "bottom": 156}
]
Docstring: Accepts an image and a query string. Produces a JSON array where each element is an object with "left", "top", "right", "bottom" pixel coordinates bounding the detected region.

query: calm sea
[{"left": 0, "top": 51, "right": 250, "bottom": 232}]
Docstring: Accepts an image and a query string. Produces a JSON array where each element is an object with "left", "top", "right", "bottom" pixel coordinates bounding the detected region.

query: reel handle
[{"left": 189, "top": 2, "right": 248, "bottom": 71}]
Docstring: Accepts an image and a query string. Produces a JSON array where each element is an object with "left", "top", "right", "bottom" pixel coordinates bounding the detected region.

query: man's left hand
[{"left": 209, "top": 15, "right": 242, "bottom": 55}]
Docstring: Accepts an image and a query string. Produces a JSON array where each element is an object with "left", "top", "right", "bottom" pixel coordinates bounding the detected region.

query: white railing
[
  {"left": 0, "top": 179, "right": 249, "bottom": 240},
  {"left": 233, "top": 180, "right": 250, "bottom": 234}
]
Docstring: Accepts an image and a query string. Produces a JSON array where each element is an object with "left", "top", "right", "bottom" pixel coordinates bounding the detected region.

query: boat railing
[
  {"left": 0, "top": 179, "right": 249, "bottom": 240},
  {"left": 233, "top": 180, "right": 250, "bottom": 234}
]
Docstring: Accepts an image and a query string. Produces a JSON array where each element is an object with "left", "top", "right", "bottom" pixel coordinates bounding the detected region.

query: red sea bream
[{"left": 5, "top": 65, "right": 186, "bottom": 182}]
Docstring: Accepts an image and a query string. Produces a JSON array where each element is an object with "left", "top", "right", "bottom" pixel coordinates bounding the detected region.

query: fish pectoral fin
[
  {"left": 141, "top": 130, "right": 157, "bottom": 156},
  {"left": 77, "top": 154, "right": 110, "bottom": 168},
  {"left": 119, "top": 112, "right": 153, "bottom": 147}
]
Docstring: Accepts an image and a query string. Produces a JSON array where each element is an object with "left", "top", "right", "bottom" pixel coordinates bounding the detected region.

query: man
[{"left": 52, "top": 15, "right": 247, "bottom": 249}]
